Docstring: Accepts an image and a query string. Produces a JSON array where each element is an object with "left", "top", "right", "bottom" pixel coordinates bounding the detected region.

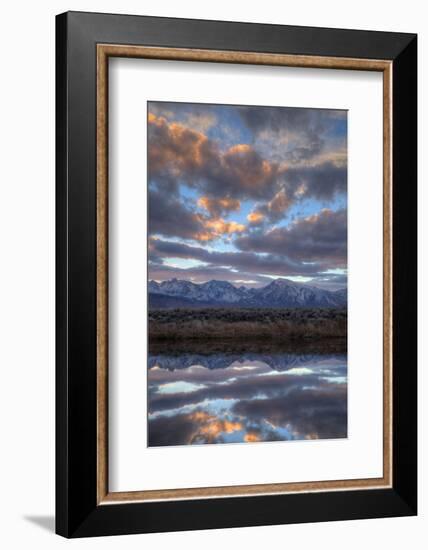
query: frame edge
[
  {"left": 55, "top": 11, "right": 69, "bottom": 538},
  {"left": 55, "top": 11, "right": 418, "bottom": 537},
  {"left": 391, "top": 34, "right": 418, "bottom": 515}
]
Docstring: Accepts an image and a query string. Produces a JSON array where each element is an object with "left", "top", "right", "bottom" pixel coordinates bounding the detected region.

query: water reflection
[{"left": 148, "top": 340, "right": 347, "bottom": 446}]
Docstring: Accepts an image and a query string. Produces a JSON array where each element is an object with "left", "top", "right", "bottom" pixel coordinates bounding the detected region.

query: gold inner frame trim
[{"left": 96, "top": 44, "right": 393, "bottom": 505}]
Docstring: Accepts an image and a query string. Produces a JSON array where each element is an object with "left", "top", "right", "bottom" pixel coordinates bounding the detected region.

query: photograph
[
  {"left": 0, "top": 0, "right": 420, "bottom": 545},
  {"left": 147, "top": 101, "right": 348, "bottom": 447}
]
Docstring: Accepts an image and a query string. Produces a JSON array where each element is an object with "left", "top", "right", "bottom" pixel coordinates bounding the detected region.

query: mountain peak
[
  {"left": 148, "top": 277, "right": 347, "bottom": 308},
  {"left": 202, "top": 279, "right": 235, "bottom": 288},
  {"left": 266, "top": 278, "right": 294, "bottom": 287}
]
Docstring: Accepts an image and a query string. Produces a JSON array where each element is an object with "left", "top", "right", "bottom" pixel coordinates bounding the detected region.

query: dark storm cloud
[
  {"left": 282, "top": 162, "right": 347, "bottom": 201},
  {"left": 149, "top": 409, "right": 282, "bottom": 446},
  {"left": 149, "top": 410, "right": 248, "bottom": 446},
  {"left": 148, "top": 188, "right": 203, "bottom": 240},
  {"left": 236, "top": 209, "right": 347, "bottom": 266},
  {"left": 246, "top": 161, "right": 347, "bottom": 224},
  {"left": 148, "top": 413, "right": 197, "bottom": 447},
  {"left": 232, "top": 386, "right": 347, "bottom": 440},
  {"left": 148, "top": 369, "right": 338, "bottom": 414},
  {"left": 149, "top": 238, "right": 333, "bottom": 277},
  {"left": 238, "top": 105, "right": 347, "bottom": 164},
  {"left": 238, "top": 105, "right": 344, "bottom": 135}
]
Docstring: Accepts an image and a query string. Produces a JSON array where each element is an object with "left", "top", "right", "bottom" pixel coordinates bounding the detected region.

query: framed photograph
[{"left": 56, "top": 11, "right": 417, "bottom": 538}]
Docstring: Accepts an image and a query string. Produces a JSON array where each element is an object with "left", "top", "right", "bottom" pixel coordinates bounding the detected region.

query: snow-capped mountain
[
  {"left": 149, "top": 278, "right": 347, "bottom": 308},
  {"left": 148, "top": 351, "right": 347, "bottom": 371},
  {"left": 149, "top": 279, "right": 245, "bottom": 303}
]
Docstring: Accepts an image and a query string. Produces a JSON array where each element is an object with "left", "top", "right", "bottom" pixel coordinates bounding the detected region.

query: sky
[{"left": 147, "top": 101, "right": 347, "bottom": 290}]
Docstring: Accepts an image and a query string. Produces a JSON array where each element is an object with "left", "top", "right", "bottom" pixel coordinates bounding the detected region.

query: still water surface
[{"left": 148, "top": 341, "right": 347, "bottom": 446}]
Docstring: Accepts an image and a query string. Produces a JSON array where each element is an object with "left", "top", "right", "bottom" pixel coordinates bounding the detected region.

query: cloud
[
  {"left": 244, "top": 432, "right": 261, "bottom": 442},
  {"left": 148, "top": 413, "right": 197, "bottom": 446},
  {"left": 195, "top": 218, "right": 246, "bottom": 241},
  {"left": 238, "top": 105, "right": 342, "bottom": 136},
  {"left": 148, "top": 101, "right": 218, "bottom": 133},
  {"left": 221, "top": 144, "right": 275, "bottom": 196},
  {"left": 236, "top": 209, "right": 347, "bottom": 266},
  {"left": 148, "top": 368, "right": 326, "bottom": 414},
  {"left": 147, "top": 103, "right": 347, "bottom": 287},
  {"left": 148, "top": 237, "right": 334, "bottom": 280},
  {"left": 148, "top": 188, "right": 204, "bottom": 240},
  {"left": 148, "top": 113, "right": 214, "bottom": 175},
  {"left": 149, "top": 206, "right": 347, "bottom": 282},
  {"left": 149, "top": 410, "right": 244, "bottom": 446},
  {"left": 244, "top": 159, "right": 346, "bottom": 225},
  {"left": 232, "top": 386, "right": 347, "bottom": 440},
  {"left": 149, "top": 189, "right": 245, "bottom": 242},
  {"left": 247, "top": 211, "right": 264, "bottom": 224},
  {"left": 197, "top": 196, "right": 241, "bottom": 217},
  {"left": 148, "top": 113, "right": 279, "bottom": 201},
  {"left": 282, "top": 162, "right": 347, "bottom": 201},
  {"left": 148, "top": 112, "right": 346, "bottom": 216},
  {"left": 250, "top": 188, "right": 293, "bottom": 223},
  {"left": 310, "top": 273, "right": 348, "bottom": 291},
  {"left": 268, "top": 189, "right": 292, "bottom": 213},
  {"left": 183, "top": 112, "right": 217, "bottom": 133},
  {"left": 238, "top": 105, "right": 347, "bottom": 165},
  {"left": 147, "top": 359, "right": 347, "bottom": 445},
  {"left": 148, "top": 262, "right": 272, "bottom": 287}
]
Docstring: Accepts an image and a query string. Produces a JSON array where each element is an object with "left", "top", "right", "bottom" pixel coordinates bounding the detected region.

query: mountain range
[
  {"left": 149, "top": 278, "right": 347, "bottom": 309},
  {"left": 148, "top": 351, "right": 346, "bottom": 371}
]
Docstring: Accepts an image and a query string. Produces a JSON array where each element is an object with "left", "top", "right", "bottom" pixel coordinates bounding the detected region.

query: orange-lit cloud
[
  {"left": 187, "top": 411, "right": 243, "bottom": 443},
  {"left": 148, "top": 113, "right": 212, "bottom": 175},
  {"left": 199, "top": 419, "right": 242, "bottom": 437},
  {"left": 247, "top": 211, "right": 264, "bottom": 224},
  {"left": 244, "top": 432, "right": 261, "bottom": 442},
  {"left": 205, "top": 218, "right": 245, "bottom": 234},
  {"left": 197, "top": 196, "right": 241, "bottom": 217},
  {"left": 227, "top": 143, "right": 252, "bottom": 154},
  {"left": 193, "top": 217, "right": 246, "bottom": 241},
  {"left": 148, "top": 112, "right": 157, "bottom": 123},
  {"left": 149, "top": 112, "right": 279, "bottom": 200}
]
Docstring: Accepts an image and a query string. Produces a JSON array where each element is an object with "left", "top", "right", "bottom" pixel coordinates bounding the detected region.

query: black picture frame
[{"left": 56, "top": 11, "right": 417, "bottom": 538}]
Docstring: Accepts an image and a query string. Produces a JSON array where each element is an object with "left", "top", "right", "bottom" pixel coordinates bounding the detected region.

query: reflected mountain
[
  {"left": 149, "top": 352, "right": 346, "bottom": 372},
  {"left": 148, "top": 340, "right": 347, "bottom": 447}
]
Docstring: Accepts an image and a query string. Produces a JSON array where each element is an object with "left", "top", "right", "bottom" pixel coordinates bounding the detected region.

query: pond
[{"left": 147, "top": 340, "right": 347, "bottom": 446}]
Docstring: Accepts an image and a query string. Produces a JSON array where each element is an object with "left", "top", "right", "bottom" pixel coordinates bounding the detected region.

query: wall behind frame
[{"left": 0, "top": 0, "right": 424, "bottom": 549}]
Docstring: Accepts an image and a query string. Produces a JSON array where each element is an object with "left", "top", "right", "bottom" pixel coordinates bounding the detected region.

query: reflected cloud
[
  {"left": 156, "top": 381, "right": 206, "bottom": 394},
  {"left": 148, "top": 346, "right": 347, "bottom": 446}
]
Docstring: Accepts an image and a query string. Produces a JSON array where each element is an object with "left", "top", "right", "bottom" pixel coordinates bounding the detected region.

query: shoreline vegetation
[
  {"left": 149, "top": 337, "right": 347, "bottom": 357},
  {"left": 149, "top": 307, "right": 347, "bottom": 341}
]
